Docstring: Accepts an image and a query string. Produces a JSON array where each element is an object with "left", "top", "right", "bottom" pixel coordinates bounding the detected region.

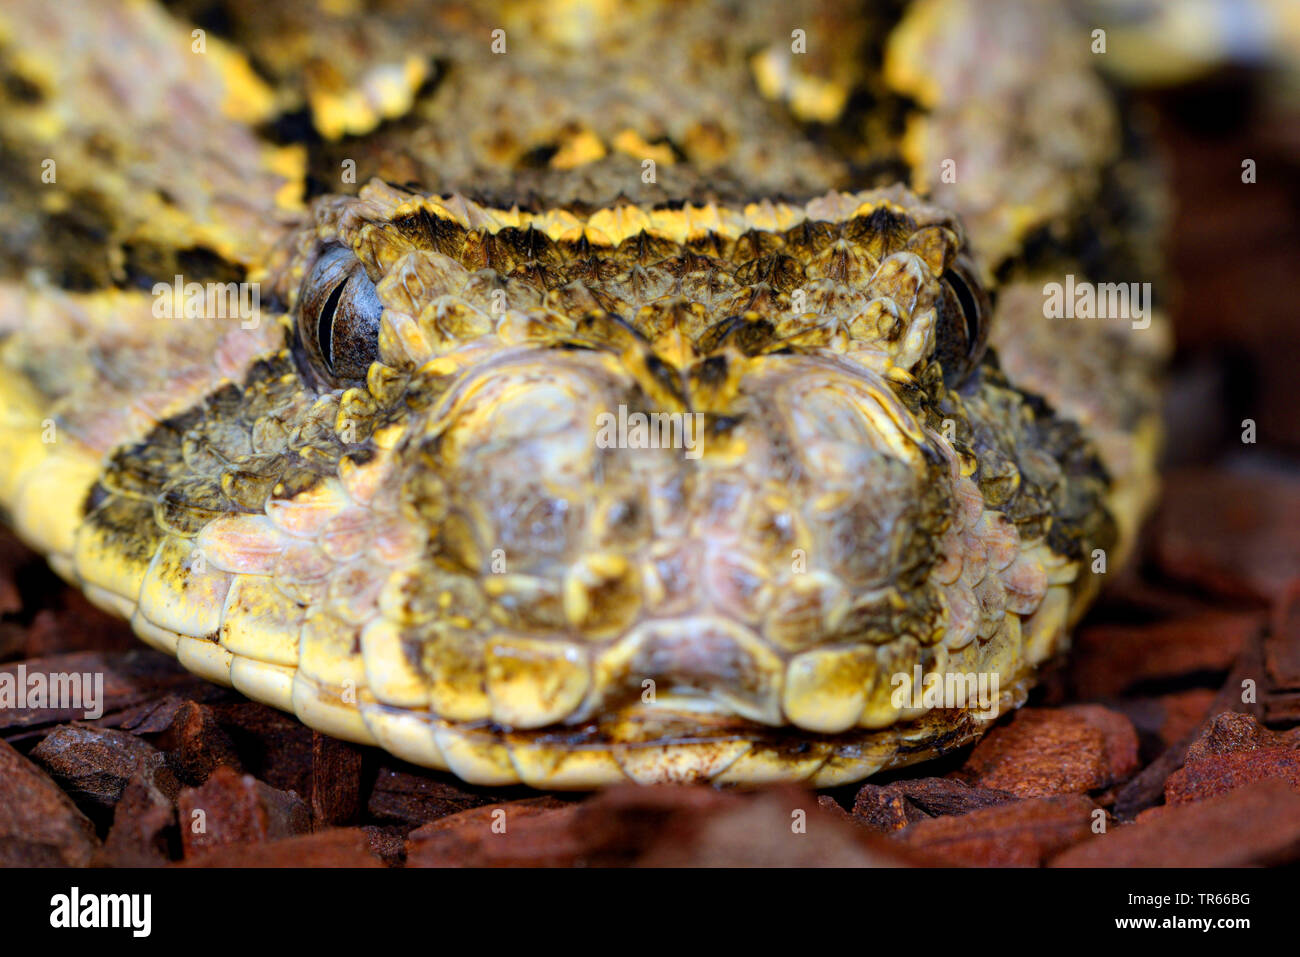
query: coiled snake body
[{"left": 0, "top": 0, "right": 1166, "bottom": 786}]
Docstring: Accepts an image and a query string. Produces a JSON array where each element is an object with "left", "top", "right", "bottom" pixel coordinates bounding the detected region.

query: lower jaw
[{"left": 345, "top": 677, "right": 1033, "bottom": 789}]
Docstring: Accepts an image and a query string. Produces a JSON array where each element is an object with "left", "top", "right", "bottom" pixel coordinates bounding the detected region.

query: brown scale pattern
[
  {"left": 54, "top": 183, "right": 1116, "bottom": 787},
  {"left": 0, "top": 0, "right": 1165, "bottom": 789}
]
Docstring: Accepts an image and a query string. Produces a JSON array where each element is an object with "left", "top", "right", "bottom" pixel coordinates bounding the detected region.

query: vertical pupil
[
  {"left": 943, "top": 269, "right": 981, "bottom": 348},
  {"left": 317, "top": 278, "right": 347, "bottom": 372}
]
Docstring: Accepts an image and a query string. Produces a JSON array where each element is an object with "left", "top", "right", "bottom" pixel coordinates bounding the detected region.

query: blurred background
[{"left": 1086, "top": 0, "right": 1300, "bottom": 605}]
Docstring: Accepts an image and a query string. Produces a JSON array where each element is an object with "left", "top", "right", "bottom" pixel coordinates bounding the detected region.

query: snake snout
[{"left": 359, "top": 342, "right": 964, "bottom": 734}]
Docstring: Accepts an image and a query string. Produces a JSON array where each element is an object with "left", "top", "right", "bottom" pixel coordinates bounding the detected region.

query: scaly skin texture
[{"left": 0, "top": 0, "right": 1166, "bottom": 787}]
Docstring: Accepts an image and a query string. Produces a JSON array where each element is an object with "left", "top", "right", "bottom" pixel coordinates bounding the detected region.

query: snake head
[
  {"left": 105, "top": 177, "right": 1116, "bottom": 790},
  {"left": 241, "top": 183, "right": 1071, "bottom": 757}
]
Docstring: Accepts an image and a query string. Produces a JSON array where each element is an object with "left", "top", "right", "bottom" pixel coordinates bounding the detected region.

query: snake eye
[
  {"left": 935, "top": 256, "right": 991, "bottom": 387},
  {"left": 298, "top": 245, "right": 383, "bottom": 386}
]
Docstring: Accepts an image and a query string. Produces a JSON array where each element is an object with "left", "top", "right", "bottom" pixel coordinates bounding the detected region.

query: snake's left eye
[
  {"left": 298, "top": 245, "right": 383, "bottom": 387},
  {"left": 935, "top": 257, "right": 991, "bottom": 387}
]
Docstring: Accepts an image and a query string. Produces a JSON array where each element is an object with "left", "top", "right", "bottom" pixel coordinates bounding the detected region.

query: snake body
[{"left": 0, "top": 0, "right": 1166, "bottom": 786}]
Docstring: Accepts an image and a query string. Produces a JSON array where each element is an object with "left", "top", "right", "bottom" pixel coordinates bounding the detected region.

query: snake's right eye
[
  {"left": 297, "top": 245, "right": 383, "bottom": 387},
  {"left": 935, "top": 256, "right": 991, "bottom": 388}
]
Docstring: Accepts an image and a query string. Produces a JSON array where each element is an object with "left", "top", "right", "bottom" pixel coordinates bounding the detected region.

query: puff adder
[{"left": 0, "top": 0, "right": 1167, "bottom": 787}]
